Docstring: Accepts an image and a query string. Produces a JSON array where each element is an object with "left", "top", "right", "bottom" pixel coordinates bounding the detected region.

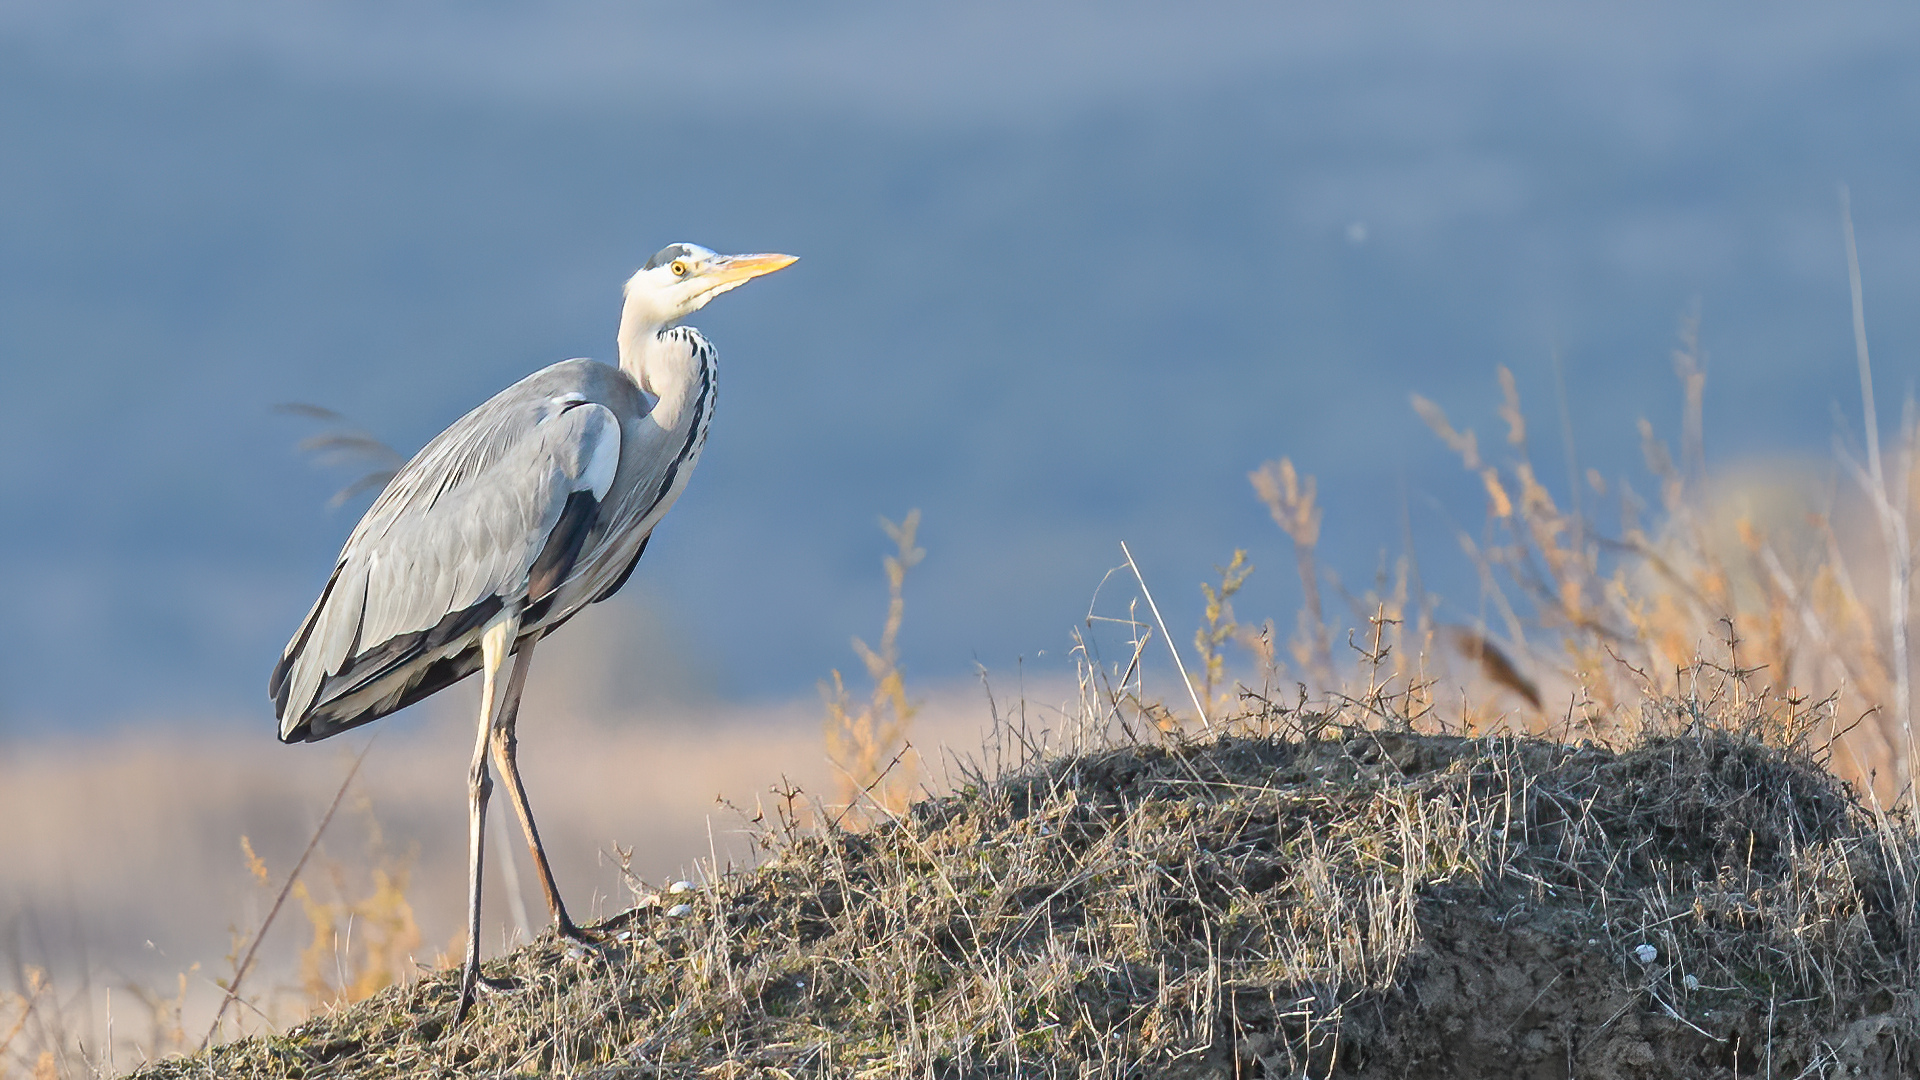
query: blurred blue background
[{"left": 3, "top": 1, "right": 1918, "bottom": 731}]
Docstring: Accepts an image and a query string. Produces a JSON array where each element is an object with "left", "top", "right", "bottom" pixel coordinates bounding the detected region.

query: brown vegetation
[
  {"left": 126, "top": 673, "right": 1919, "bottom": 1078},
  {"left": 1248, "top": 340, "right": 1918, "bottom": 808},
  {"left": 822, "top": 511, "right": 927, "bottom": 819}
]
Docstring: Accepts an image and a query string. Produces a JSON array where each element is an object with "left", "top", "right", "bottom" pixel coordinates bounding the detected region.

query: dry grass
[
  {"left": 1194, "top": 551, "right": 1254, "bottom": 722},
  {"left": 123, "top": 666, "right": 1918, "bottom": 1078},
  {"left": 823, "top": 511, "right": 927, "bottom": 819},
  {"left": 283, "top": 828, "right": 424, "bottom": 1012},
  {"left": 1250, "top": 460, "right": 1336, "bottom": 691},
  {"left": 1244, "top": 325, "right": 1920, "bottom": 809}
]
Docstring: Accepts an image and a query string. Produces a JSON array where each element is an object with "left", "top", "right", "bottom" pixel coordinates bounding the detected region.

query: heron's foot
[
  {"left": 588, "top": 906, "right": 648, "bottom": 936},
  {"left": 453, "top": 965, "right": 480, "bottom": 1026},
  {"left": 555, "top": 916, "right": 601, "bottom": 947},
  {"left": 452, "top": 963, "right": 522, "bottom": 1024}
]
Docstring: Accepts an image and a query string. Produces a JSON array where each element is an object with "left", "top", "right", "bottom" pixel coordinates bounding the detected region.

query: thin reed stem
[
  {"left": 1122, "top": 540, "right": 1211, "bottom": 729},
  {"left": 1841, "top": 184, "right": 1915, "bottom": 791},
  {"left": 203, "top": 739, "right": 375, "bottom": 1049}
]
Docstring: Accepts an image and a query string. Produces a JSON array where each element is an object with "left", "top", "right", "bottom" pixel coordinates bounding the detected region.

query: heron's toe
[{"left": 557, "top": 920, "right": 602, "bottom": 947}]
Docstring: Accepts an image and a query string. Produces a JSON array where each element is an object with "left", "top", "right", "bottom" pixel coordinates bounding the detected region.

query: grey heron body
[{"left": 271, "top": 244, "right": 794, "bottom": 1021}]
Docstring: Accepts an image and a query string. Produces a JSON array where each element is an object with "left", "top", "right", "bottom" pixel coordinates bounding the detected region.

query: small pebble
[
  {"left": 666, "top": 903, "right": 693, "bottom": 918},
  {"left": 1682, "top": 974, "right": 1699, "bottom": 990},
  {"left": 669, "top": 880, "right": 695, "bottom": 895},
  {"left": 1634, "top": 943, "right": 1658, "bottom": 964}
]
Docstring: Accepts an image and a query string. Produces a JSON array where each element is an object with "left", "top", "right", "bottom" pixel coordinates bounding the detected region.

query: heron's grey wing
[
  {"left": 271, "top": 383, "right": 543, "bottom": 723},
  {"left": 273, "top": 384, "right": 622, "bottom": 742}
]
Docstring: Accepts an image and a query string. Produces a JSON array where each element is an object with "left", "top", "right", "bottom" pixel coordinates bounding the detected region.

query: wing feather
[{"left": 275, "top": 362, "right": 628, "bottom": 741}]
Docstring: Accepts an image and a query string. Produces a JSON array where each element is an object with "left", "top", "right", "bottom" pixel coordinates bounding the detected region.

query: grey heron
[{"left": 270, "top": 243, "right": 795, "bottom": 1022}]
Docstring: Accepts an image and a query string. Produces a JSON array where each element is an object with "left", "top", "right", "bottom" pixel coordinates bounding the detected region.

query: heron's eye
[{"left": 670, "top": 261, "right": 688, "bottom": 277}]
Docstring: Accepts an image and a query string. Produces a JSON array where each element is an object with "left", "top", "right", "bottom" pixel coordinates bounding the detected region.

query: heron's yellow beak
[{"left": 709, "top": 252, "right": 798, "bottom": 286}]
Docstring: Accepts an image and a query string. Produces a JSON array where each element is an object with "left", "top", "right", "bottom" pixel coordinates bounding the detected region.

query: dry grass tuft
[
  {"left": 1250, "top": 460, "right": 1335, "bottom": 689},
  {"left": 1247, "top": 335, "right": 1920, "bottom": 806},
  {"left": 1194, "top": 551, "right": 1253, "bottom": 721},
  {"left": 286, "top": 815, "right": 423, "bottom": 1009},
  {"left": 823, "top": 510, "right": 926, "bottom": 819},
  {"left": 1414, "top": 357, "right": 1919, "bottom": 801}
]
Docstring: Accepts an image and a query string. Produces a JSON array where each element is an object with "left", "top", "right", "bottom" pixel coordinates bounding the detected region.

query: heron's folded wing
[{"left": 273, "top": 394, "right": 620, "bottom": 738}]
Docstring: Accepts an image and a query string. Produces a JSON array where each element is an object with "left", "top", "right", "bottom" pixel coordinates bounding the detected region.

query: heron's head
[{"left": 620, "top": 243, "right": 796, "bottom": 331}]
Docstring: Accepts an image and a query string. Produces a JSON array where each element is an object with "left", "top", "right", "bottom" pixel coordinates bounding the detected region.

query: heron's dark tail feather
[
  {"left": 277, "top": 594, "right": 505, "bottom": 743},
  {"left": 282, "top": 643, "right": 487, "bottom": 743}
]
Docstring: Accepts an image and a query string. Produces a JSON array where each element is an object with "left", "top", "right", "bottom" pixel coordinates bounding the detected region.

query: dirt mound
[{"left": 138, "top": 714, "right": 1917, "bottom": 1078}]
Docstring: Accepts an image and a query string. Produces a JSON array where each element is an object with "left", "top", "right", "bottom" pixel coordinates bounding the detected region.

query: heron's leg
[
  {"left": 454, "top": 615, "right": 520, "bottom": 1025},
  {"left": 488, "top": 639, "right": 594, "bottom": 944}
]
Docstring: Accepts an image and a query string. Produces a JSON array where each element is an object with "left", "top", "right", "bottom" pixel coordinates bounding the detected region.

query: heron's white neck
[{"left": 617, "top": 316, "right": 708, "bottom": 430}]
